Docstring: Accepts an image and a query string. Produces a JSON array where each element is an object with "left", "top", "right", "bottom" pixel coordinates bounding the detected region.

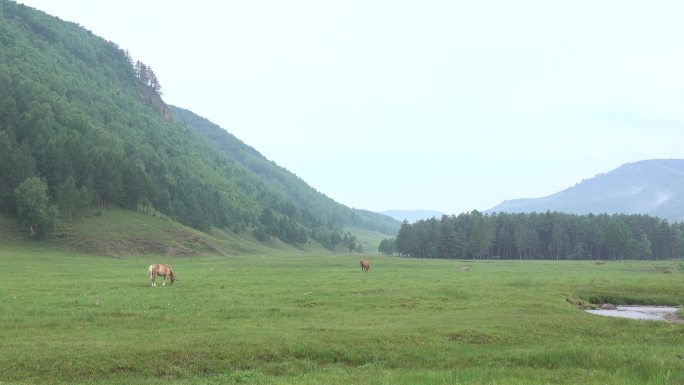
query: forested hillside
[
  {"left": 0, "top": 1, "right": 398, "bottom": 247},
  {"left": 488, "top": 159, "right": 684, "bottom": 222},
  {"left": 380, "top": 211, "right": 684, "bottom": 260},
  {"left": 170, "top": 106, "right": 400, "bottom": 236}
]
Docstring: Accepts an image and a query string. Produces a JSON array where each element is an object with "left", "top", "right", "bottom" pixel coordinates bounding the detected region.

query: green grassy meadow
[{"left": 1, "top": 247, "right": 684, "bottom": 384}]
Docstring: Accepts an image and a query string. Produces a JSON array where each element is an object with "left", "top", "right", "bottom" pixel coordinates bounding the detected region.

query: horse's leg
[
  {"left": 162, "top": 275, "right": 166, "bottom": 287},
  {"left": 151, "top": 272, "right": 156, "bottom": 287}
]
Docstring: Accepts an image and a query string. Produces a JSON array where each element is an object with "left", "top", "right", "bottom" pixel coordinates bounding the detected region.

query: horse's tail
[{"left": 147, "top": 264, "right": 154, "bottom": 280}]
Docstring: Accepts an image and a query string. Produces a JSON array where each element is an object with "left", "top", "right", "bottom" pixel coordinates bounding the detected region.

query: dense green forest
[
  {"left": 380, "top": 211, "right": 684, "bottom": 260},
  {"left": 170, "top": 106, "right": 401, "bottom": 236},
  {"left": 0, "top": 1, "right": 398, "bottom": 247}
]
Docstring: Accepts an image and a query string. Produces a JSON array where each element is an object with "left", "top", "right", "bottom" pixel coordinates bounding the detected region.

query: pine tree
[
  {"left": 134, "top": 60, "right": 163, "bottom": 95},
  {"left": 149, "top": 70, "right": 162, "bottom": 94},
  {"left": 135, "top": 60, "right": 149, "bottom": 85}
]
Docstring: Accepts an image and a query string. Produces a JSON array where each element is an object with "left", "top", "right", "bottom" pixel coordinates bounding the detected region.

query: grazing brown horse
[
  {"left": 360, "top": 259, "right": 370, "bottom": 272},
  {"left": 148, "top": 263, "right": 175, "bottom": 287}
]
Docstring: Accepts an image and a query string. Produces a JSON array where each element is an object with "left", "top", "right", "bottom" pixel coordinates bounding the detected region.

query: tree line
[{"left": 379, "top": 211, "right": 684, "bottom": 260}]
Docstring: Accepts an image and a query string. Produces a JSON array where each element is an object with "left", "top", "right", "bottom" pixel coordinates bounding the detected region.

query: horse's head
[{"left": 168, "top": 267, "right": 176, "bottom": 286}]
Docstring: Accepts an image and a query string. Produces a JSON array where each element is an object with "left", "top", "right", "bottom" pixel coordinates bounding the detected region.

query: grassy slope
[
  {"left": 0, "top": 209, "right": 331, "bottom": 257},
  {"left": 344, "top": 226, "right": 387, "bottom": 254},
  {"left": 1, "top": 249, "right": 683, "bottom": 385},
  {"left": 1, "top": 206, "right": 384, "bottom": 257}
]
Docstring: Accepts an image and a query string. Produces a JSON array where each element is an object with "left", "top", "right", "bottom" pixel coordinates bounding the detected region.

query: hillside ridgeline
[{"left": 488, "top": 159, "right": 684, "bottom": 222}]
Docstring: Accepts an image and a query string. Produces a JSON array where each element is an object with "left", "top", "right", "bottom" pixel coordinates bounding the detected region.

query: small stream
[{"left": 586, "top": 306, "right": 680, "bottom": 321}]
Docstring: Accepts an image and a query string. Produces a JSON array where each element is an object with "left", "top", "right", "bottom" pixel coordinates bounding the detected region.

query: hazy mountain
[
  {"left": 381, "top": 209, "right": 444, "bottom": 223},
  {"left": 488, "top": 159, "right": 684, "bottom": 222}
]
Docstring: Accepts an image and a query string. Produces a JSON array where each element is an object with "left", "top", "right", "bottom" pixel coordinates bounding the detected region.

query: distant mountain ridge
[
  {"left": 381, "top": 209, "right": 444, "bottom": 223},
  {"left": 488, "top": 159, "right": 684, "bottom": 222}
]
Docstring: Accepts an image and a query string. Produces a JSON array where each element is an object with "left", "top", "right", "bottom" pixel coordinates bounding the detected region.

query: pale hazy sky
[{"left": 18, "top": 1, "right": 684, "bottom": 215}]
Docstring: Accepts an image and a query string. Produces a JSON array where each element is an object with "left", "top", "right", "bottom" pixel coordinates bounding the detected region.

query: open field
[{"left": 1, "top": 248, "right": 684, "bottom": 384}]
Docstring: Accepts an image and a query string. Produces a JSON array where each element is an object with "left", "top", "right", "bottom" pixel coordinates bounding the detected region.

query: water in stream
[{"left": 586, "top": 306, "right": 680, "bottom": 321}]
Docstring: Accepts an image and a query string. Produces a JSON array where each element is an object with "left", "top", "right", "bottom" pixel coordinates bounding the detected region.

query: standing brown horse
[
  {"left": 148, "top": 264, "right": 175, "bottom": 287},
  {"left": 360, "top": 259, "right": 370, "bottom": 272}
]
